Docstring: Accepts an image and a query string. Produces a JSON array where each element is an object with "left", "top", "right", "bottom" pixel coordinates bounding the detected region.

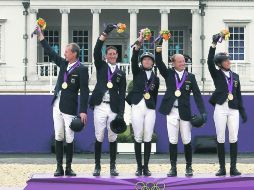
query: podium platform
[{"left": 24, "top": 174, "right": 254, "bottom": 190}]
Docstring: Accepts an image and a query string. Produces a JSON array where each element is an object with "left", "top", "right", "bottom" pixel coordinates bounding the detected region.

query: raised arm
[
  {"left": 37, "top": 26, "right": 65, "bottom": 67},
  {"left": 131, "top": 48, "right": 141, "bottom": 76},
  {"left": 93, "top": 38, "right": 105, "bottom": 69},
  {"left": 155, "top": 46, "right": 169, "bottom": 79},
  {"left": 93, "top": 24, "right": 115, "bottom": 69},
  {"left": 207, "top": 34, "right": 221, "bottom": 79},
  {"left": 131, "top": 31, "right": 144, "bottom": 75},
  {"left": 207, "top": 46, "right": 217, "bottom": 80}
]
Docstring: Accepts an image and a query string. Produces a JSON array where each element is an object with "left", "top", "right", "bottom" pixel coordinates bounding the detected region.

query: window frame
[
  {"left": 227, "top": 25, "right": 246, "bottom": 62},
  {"left": 224, "top": 19, "right": 251, "bottom": 64},
  {"left": 168, "top": 29, "right": 185, "bottom": 56},
  {"left": 71, "top": 29, "right": 89, "bottom": 63}
]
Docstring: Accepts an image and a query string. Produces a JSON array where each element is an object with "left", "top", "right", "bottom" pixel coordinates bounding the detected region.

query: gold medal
[
  {"left": 62, "top": 82, "right": 68, "bottom": 89},
  {"left": 228, "top": 93, "right": 234, "bottom": 101},
  {"left": 175, "top": 90, "right": 181, "bottom": 97},
  {"left": 144, "top": 93, "right": 151, "bottom": 100},
  {"left": 107, "top": 81, "right": 113, "bottom": 89}
]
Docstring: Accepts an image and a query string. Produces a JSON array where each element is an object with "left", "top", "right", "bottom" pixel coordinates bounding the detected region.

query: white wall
[
  {"left": 1, "top": 0, "right": 254, "bottom": 91},
  {"left": 0, "top": 3, "right": 25, "bottom": 82},
  {"left": 203, "top": 6, "right": 254, "bottom": 88}
]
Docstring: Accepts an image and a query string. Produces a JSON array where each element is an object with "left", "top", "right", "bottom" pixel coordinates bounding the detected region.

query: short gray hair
[
  {"left": 67, "top": 43, "right": 80, "bottom": 58},
  {"left": 171, "top": 54, "right": 184, "bottom": 63}
]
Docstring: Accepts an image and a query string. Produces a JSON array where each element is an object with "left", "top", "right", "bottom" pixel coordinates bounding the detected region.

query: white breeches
[
  {"left": 131, "top": 99, "right": 156, "bottom": 143},
  {"left": 166, "top": 107, "right": 192, "bottom": 145},
  {"left": 214, "top": 102, "right": 239, "bottom": 143},
  {"left": 94, "top": 102, "right": 118, "bottom": 142},
  {"left": 53, "top": 96, "right": 75, "bottom": 143}
]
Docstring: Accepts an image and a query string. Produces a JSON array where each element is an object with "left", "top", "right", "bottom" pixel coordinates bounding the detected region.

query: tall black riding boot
[
  {"left": 230, "top": 142, "right": 241, "bottom": 176},
  {"left": 110, "top": 141, "right": 119, "bottom": 176},
  {"left": 134, "top": 141, "right": 142, "bottom": 176},
  {"left": 167, "top": 143, "right": 177, "bottom": 177},
  {"left": 65, "top": 142, "right": 76, "bottom": 176},
  {"left": 143, "top": 142, "right": 152, "bottom": 176},
  {"left": 215, "top": 142, "right": 226, "bottom": 176},
  {"left": 93, "top": 140, "right": 102, "bottom": 176},
  {"left": 184, "top": 143, "right": 193, "bottom": 177},
  {"left": 54, "top": 140, "right": 64, "bottom": 177}
]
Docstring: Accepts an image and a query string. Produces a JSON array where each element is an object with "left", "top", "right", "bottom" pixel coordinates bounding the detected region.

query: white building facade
[{"left": 0, "top": 0, "right": 254, "bottom": 92}]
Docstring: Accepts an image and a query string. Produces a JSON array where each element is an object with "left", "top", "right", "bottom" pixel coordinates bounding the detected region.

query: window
[
  {"left": 43, "top": 30, "right": 60, "bottom": 62},
  {"left": 72, "top": 30, "right": 89, "bottom": 62},
  {"left": 168, "top": 30, "right": 184, "bottom": 56},
  {"left": 41, "top": 30, "right": 60, "bottom": 76},
  {"left": 228, "top": 26, "right": 245, "bottom": 61}
]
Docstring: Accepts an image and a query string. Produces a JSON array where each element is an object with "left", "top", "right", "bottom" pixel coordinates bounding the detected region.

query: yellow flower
[{"left": 220, "top": 29, "right": 230, "bottom": 41}]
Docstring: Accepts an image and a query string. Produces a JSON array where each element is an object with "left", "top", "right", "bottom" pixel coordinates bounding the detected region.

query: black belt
[
  {"left": 173, "top": 105, "right": 179, "bottom": 108},
  {"left": 102, "top": 101, "right": 110, "bottom": 104}
]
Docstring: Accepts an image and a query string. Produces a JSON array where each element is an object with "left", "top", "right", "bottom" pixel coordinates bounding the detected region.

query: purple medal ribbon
[
  {"left": 63, "top": 60, "right": 81, "bottom": 83},
  {"left": 175, "top": 71, "right": 187, "bottom": 90},
  {"left": 223, "top": 71, "right": 233, "bottom": 93},
  {"left": 144, "top": 74, "right": 155, "bottom": 93},
  {"left": 108, "top": 65, "right": 118, "bottom": 82}
]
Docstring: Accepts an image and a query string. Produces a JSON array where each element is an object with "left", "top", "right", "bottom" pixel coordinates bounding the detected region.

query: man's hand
[
  {"left": 202, "top": 113, "right": 208, "bottom": 123},
  {"left": 155, "top": 37, "right": 163, "bottom": 53},
  {"left": 212, "top": 33, "right": 221, "bottom": 46},
  {"left": 99, "top": 24, "right": 115, "bottom": 41},
  {"left": 240, "top": 111, "right": 247, "bottom": 124},
  {"left": 104, "top": 24, "right": 115, "bottom": 35},
  {"left": 138, "top": 30, "right": 144, "bottom": 43},
  {"left": 80, "top": 112, "right": 87, "bottom": 125},
  {"left": 35, "top": 25, "right": 44, "bottom": 41},
  {"left": 133, "top": 30, "right": 144, "bottom": 50}
]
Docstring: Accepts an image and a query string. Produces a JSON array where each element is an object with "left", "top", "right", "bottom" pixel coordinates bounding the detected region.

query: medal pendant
[
  {"left": 175, "top": 90, "right": 181, "bottom": 97},
  {"left": 107, "top": 81, "right": 113, "bottom": 89},
  {"left": 62, "top": 82, "right": 68, "bottom": 89},
  {"left": 144, "top": 93, "right": 151, "bottom": 100},
  {"left": 228, "top": 93, "right": 234, "bottom": 101}
]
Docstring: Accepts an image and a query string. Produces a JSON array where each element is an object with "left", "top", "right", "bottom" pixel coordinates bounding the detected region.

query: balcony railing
[{"left": 1, "top": 61, "right": 254, "bottom": 93}]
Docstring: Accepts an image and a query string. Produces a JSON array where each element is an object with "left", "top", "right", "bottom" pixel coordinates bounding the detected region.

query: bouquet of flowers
[
  {"left": 160, "top": 30, "right": 171, "bottom": 40},
  {"left": 215, "top": 29, "right": 230, "bottom": 43},
  {"left": 114, "top": 23, "right": 126, "bottom": 33},
  {"left": 220, "top": 29, "right": 230, "bottom": 41},
  {"left": 152, "top": 29, "right": 171, "bottom": 45},
  {"left": 31, "top": 18, "right": 47, "bottom": 38},
  {"left": 142, "top": 28, "right": 152, "bottom": 40},
  {"left": 131, "top": 28, "right": 152, "bottom": 48}
]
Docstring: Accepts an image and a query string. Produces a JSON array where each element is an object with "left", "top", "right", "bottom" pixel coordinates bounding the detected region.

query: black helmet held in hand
[
  {"left": 70, "top": 116, "right": 85, "bottom": 132},
  {"left": 191, "top": 114, "right": 206, "bottom": 128},
  {"left": 214, "top": 52, "right": 230, "bottom": 67},
  {"left": 110, "top": 115, "right": 127, "bottom": 134}
]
